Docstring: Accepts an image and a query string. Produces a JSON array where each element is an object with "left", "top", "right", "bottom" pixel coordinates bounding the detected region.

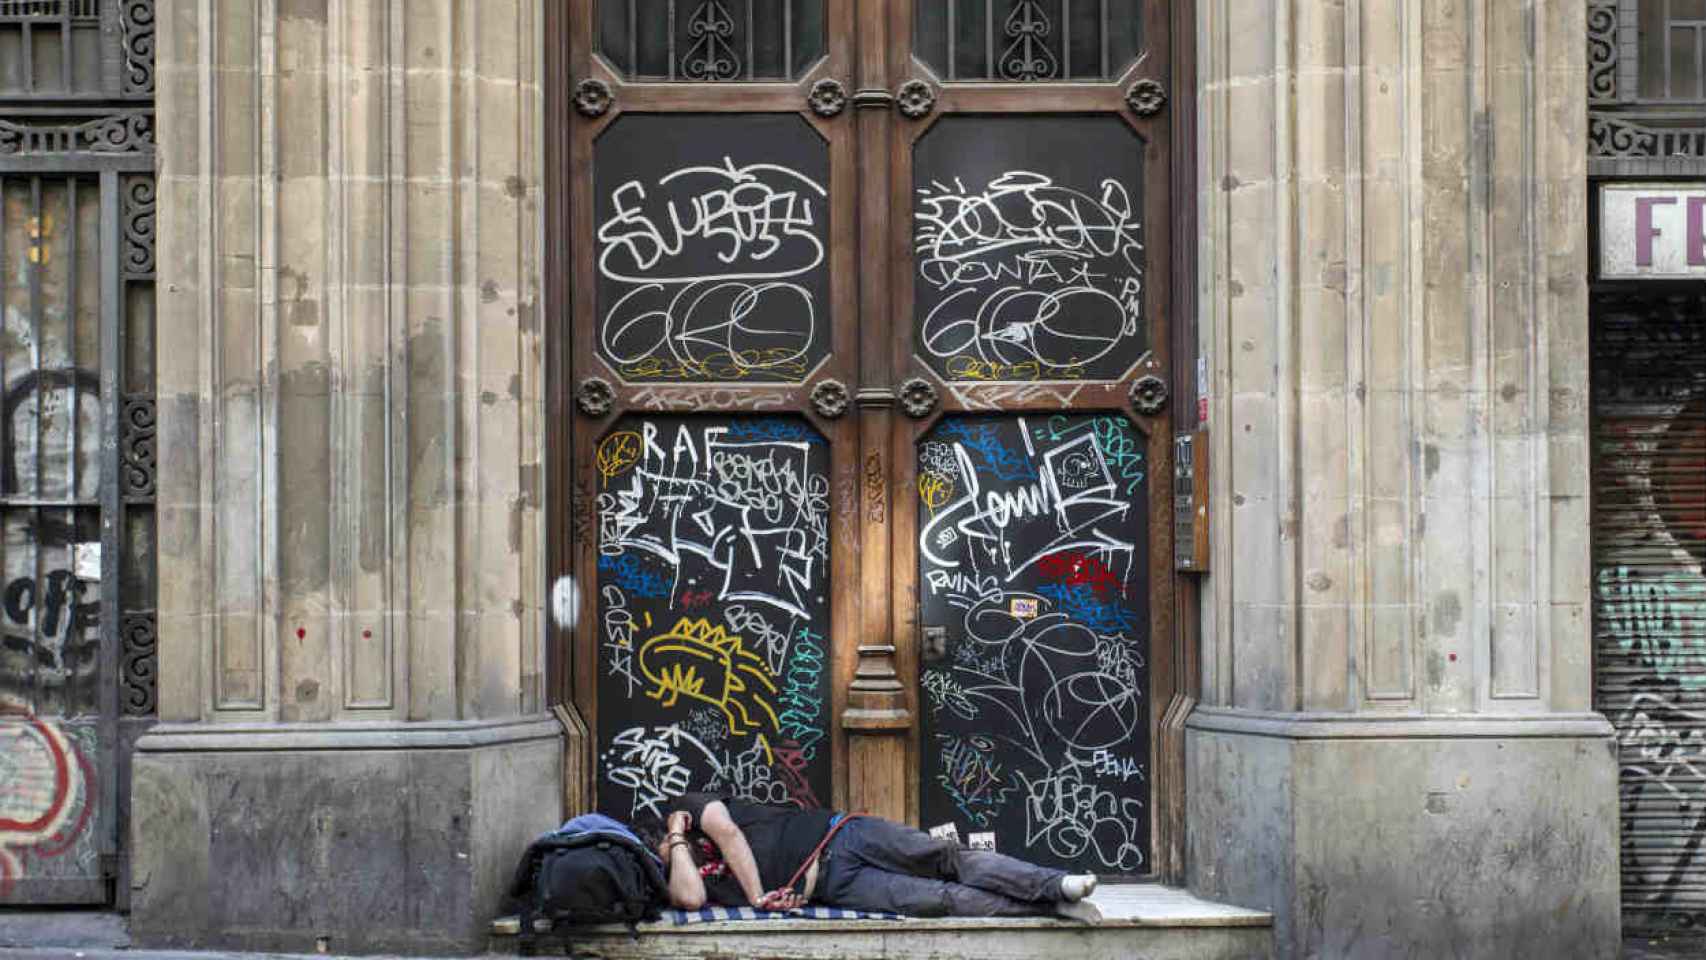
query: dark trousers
[{"left": 814, "top": 817, "right": 1066, "bottom": 917}]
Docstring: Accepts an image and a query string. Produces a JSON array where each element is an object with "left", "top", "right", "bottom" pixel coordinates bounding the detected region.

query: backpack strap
[{"left": 779, "top": 813, "right": 865, "bottom": 898}]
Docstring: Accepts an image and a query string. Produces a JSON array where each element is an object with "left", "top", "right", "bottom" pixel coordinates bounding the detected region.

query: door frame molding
[{"left": 542, "top": 0, "right": 1202, "bottom": 884}]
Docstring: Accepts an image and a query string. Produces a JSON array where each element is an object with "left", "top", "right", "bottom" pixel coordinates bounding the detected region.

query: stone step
[{"left": 491, "top": 883, "right": 1274, "bottom": 960}]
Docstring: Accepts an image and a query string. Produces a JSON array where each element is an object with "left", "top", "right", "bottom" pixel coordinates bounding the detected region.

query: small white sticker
[
  {"left": 550, "top": 575, "right": 580, "bottom": 630},
  {"left": 928, "top": 822, "right": 961, "bottom": 846},
  {"left": 1009, "top": 597, "right": 1039, "bottom": 619},
  {"left": 968, "top": 832, "right": 996, "bottom": 851},
  {"left": 73, "top": 542, "right": 101, "bottom": 581}
]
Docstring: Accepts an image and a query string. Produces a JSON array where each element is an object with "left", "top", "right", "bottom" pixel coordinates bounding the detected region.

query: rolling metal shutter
[{"left": 1593, "top": 291, "right": 1706, "bottom": 933}]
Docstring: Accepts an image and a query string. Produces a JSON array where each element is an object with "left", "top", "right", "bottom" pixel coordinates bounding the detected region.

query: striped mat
[{"left": 665, "top": 905, "right": 903, "bottom": 924}]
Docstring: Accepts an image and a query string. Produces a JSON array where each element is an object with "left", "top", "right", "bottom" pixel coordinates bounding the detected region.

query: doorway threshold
[{"left": 490, "top": 883, "right": 1273, "bottom": 959}]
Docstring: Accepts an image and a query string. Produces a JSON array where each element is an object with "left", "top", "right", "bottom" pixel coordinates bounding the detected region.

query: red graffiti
[
  {"left": 0, "top": 704, "right": 96, "bottom": 899},
  {"left": 1037, "top": 551, "right": 1122, "bottom": 598},
  {"left": 679, "top": 590, "right": 715, "bottom": 609},
  {"left": 772, "top": 740, "right": 821, "bottom": 810}
]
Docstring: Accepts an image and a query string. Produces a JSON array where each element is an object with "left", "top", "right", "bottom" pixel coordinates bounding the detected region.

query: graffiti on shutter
[{"left": 1592, "top": 292, "right": 1706, "bottom": 932}]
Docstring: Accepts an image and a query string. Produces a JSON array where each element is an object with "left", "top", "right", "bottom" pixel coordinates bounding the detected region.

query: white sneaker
[
  {"left": 1060, "top": 874, "right": 1099, "bottom": 902},
  {"left": 1055, "top": 898, "right": 1103, "bottom": 924}
]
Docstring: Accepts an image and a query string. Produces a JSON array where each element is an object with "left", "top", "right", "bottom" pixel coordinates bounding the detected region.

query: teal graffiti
[{"left": 1598, "top": 565, "right": 1706, "bottom": 688}]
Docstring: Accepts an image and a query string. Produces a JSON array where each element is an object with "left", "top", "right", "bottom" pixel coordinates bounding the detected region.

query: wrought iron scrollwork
[
  {"left": 577, "top": 377, "right": 615, "bottom": 417},
  {"left": 809, "top": 78, "right": 848, "bottom": 117},
  {"left": 810, "top": 379, "right": 850, "bottom": 418},
  {"left": 1127, "top": 78, "right": 1167, "bottom": 117},
  {"left": 0, "top": 112, "right": 155, "bottom": 156},
  {"left": 121, "top": 613, "right": 159, "bottom": 716},
  {"left": 597, "top": 0, "right": 824, "bottom": 81},
  {"left": 998, "top": 1, "right": 1058, "bottom": 81},
  {"left": 914, "top": 0, "right": 1141, "bottom": 83},
  {"left": 1587, "top": 1, "right": 1618, "bottom": 104},
  {"left": 574, "top": 78, "right": 613, "bottom": 117},
  {"left": 122, "top": 395, "right": 157, "bottom": 500},
  {"left": 122, "top": 174, "right": 156, "bottom": 278},
  {"left": 1586, "top": 113, "right": 1706, "bottom": 161},
  {"left": 896, "top": 79, "right": 936, "bottom": 119},
  {"left": 121, "top": 0, "right": 157, "bottom": 96},
  {"left": 898, "top": 377, "right": 938, "bottom": 418},
  {"left": 1130, "top": 375, "right": 1169, "bottom": 416},
  {"left": 682, "top": 0, "right": 740, "bottom": 80}
]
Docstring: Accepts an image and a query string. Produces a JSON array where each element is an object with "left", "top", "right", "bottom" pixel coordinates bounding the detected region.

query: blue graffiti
[
  {"left": 597, "top": 553, "right": 671, "bottom": 598},
  {"left": 1038, "top": 582, "right": 1140, "bottom": 635},
  {"left": 722, "top": 418, "right": 825, "bottom": 445},
  {"left": 936, "top": 420, "right": 1037, "bottom": 481}
]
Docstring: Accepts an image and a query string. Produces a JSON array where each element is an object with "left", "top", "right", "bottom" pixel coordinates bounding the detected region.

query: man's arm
[
  {"left": 661, "top": 810, "right": 706, "bottom": 909},
  {"left": 663, "top": 841, "right": 705, "bottom": 909},
  {"left": 699, "top": 801, "right": 768, "bottom": 907}
]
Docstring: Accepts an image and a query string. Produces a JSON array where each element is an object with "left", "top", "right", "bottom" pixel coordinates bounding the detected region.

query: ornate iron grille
[
  {"left": 596, "top": 0, "right": 826, "bottom": 81},
  {"left": 1589, "top": 0, "right": 1706, "bottom": 174},
  {"left": 0, "top": 0, "right": 152, "bottom": 909},
  {"left": 914, "top": 0, "right": 1143, "bottom": 82},
  {"left": 0, "top": 0, "right": 151, "bottom": 98}
]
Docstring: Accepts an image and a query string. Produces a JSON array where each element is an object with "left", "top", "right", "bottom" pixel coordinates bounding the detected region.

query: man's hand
[
  {"left": 756, "top": 888, "right": 806, "bottom": 912},
  {"left": 667, "top": 811, "right": 693, "bottom": 836}
]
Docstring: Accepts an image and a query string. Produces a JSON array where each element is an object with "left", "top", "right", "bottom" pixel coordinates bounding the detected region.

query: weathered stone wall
[
  {"left": 153, "top": 0, "right": 547, "bottom": 725},
  {"left": 134, "top": 1, "right": 559, "bottom": 951},
  {"left": 1197, "top": 0, "right": 1589, "bottom": 716},
  {"left": 1190, "top": 0, "right": 1618, "bottom": 955}
]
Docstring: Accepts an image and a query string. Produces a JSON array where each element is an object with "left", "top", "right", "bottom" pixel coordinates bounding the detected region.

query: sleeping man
[{"left": 644, "top": 792, "right": 1102, "bottom": 922}]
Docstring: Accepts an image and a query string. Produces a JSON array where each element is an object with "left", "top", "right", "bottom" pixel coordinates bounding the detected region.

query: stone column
[
  {"left": 131, "top": 0, "right": 561, "bottom": 952},
  {"left": 1189, "top": 1, "right": 1618, "bottom": 956}
]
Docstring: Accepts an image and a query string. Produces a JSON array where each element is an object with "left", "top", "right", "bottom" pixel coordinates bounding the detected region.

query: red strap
[{"left": 781, "top": 813, "right": 864, "bottom": 896}]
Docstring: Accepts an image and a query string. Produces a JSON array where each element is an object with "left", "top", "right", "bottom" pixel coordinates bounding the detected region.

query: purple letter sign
[{"left": 1601, "top": 184, "right": 1706, "bottom": 279}]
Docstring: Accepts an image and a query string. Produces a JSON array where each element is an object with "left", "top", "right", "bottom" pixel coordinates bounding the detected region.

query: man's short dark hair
[{"left": 631, "top": 812, "right": 666, "bottom": 851}]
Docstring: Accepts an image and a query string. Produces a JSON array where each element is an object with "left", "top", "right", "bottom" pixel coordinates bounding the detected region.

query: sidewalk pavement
[
  {"left": 0, "top": 913, "right": 438, "bottom": 960},
  {"left": 4, "top": 909, "right": 1703, "bottom": 958}
]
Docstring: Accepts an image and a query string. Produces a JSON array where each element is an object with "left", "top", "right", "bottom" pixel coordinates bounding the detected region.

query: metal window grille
[
  {"left": 596, "top": 0, "right": 826, "bottom": 81},
  {"left": 1589, "top": 0, "right": 1706, "bottom": 173},
  {"left": 0, "top": 0, "right": 152, "bottom": 909},
  {"left": 914, "top": 0, "right": 1143, "bottom": 82}
]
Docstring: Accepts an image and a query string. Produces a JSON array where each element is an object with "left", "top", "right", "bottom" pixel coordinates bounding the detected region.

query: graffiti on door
[
  {"left": 913, "top": 115, "right": 1147, "bottom": 383},
  {"left": 594, "top": 416, "right": 832, "bottom": 819},
  {"left": 594, "top": 114, "right": 832, "bottom": 384},
  {"left": 917, "top": 414, "right": 1149, "bottom": 873}
]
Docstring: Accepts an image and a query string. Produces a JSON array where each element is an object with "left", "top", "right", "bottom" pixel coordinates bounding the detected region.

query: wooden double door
[{"left": 554, "top": 0, "right": 1184, "bottom": 879}]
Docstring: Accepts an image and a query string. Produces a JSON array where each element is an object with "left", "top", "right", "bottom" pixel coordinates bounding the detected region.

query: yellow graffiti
[
  {"left": 919, "top": 470, "right": 955, "bottom": 511},
  {"left": 620, "top": 348, "right": 810, "bottom": 382},
  {"left": 25, "top": 215, "right": 53, "bottom": 266},
  {"left": 596, "top": 431, "right": 643, "bottom": 482},
  {"left": 638, "top": 617, "right": 779, "bottom": 735},
  {"left": 944, "top": 356, "right": 1085, "bottom": 381}
]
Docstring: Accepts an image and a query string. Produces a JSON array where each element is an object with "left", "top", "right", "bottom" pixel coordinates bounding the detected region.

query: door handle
[{"left": 922, "top": 625, "right": 948, "bottom": 663}]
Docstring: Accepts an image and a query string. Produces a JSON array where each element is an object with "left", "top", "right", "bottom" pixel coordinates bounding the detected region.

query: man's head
[{"left": 632, "top": 812, "right": 668, "bottom": 862}]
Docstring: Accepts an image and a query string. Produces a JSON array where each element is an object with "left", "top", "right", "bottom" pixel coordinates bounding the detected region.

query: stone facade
[
  {"left": 1190, "top": 0, "right": 1619, "bottom": 955},
  {"left": 131, "top": 0, "right": 562, "bottom": 952},
  {"left": 126, "top": 0, "right": 1620, "bottom": 956}
]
